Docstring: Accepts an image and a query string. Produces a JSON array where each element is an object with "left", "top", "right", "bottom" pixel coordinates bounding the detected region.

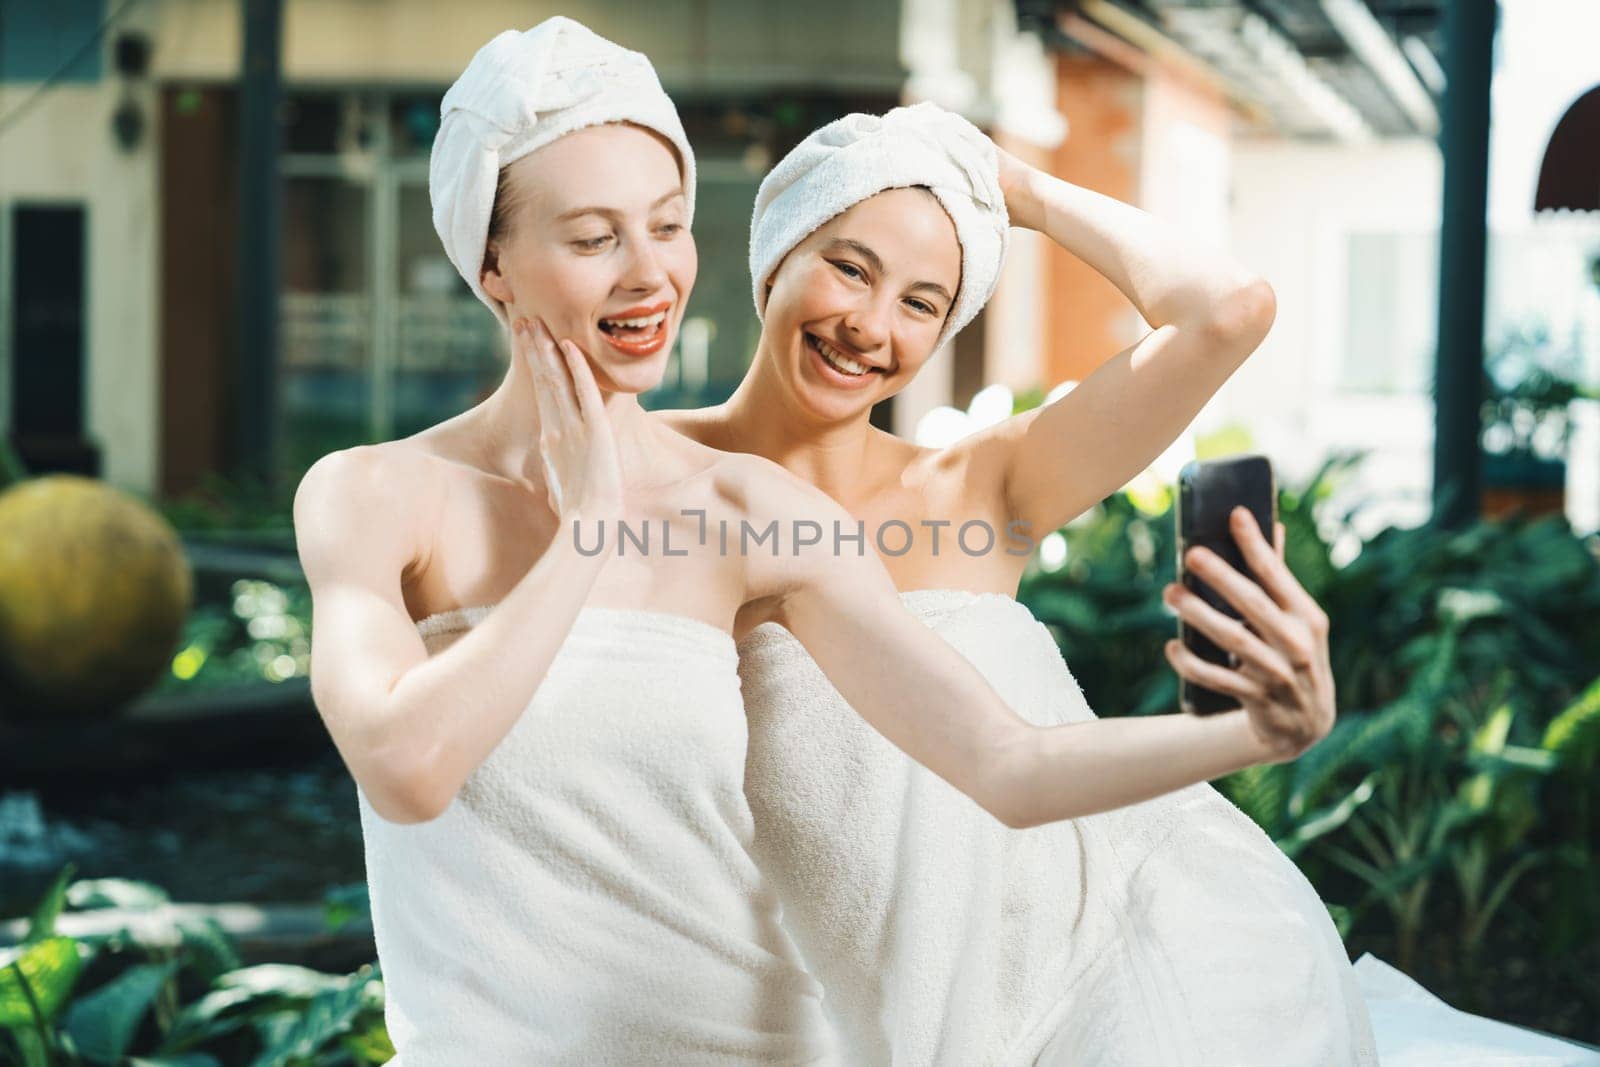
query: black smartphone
[{"left": 1174, "top": 454, "right": 1277, "bottom": 715}]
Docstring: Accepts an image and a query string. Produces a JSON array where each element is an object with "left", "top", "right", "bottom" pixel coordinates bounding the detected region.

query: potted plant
[{"left": 1480, "top": 322, "right": 1584, "bottom": 521}]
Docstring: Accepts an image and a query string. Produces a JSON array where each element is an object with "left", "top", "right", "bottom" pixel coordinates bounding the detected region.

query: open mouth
[
  {"left": 598, "top": 303, "right": 671, "bottom": 356},
  {"left": 806, "top": 332, "right": 884, "bottom": 379}
]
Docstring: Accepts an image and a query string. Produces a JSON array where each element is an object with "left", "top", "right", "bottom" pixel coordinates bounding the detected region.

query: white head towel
[
  {"left": 749, "top": 101, "right": 1009, "bottom": 352},
  {"left": 429, "top": 16, "right": 697, "bottom": 324}
]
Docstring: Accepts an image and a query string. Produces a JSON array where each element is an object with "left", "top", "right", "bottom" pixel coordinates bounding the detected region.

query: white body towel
[
  {"left": 358, "top": 606, "right": 836, "bottom": 1065},
  {"left": 1353, "top": 953, "right": 1600, "bottom": 1066},
  {"left": 737, "top": 588, "right": 1378, "bottom": 1066}
]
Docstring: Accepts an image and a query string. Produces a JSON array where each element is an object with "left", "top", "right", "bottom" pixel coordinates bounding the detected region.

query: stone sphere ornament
[{"left": 0, "top": 475, "right": 192, "bottom": 719}]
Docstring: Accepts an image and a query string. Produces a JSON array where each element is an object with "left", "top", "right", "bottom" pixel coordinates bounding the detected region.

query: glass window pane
[
  {"left": 1342, "top": 231, "right": 1437, "bottom": 394},
  {"left": 390, "top": 183, "right": 504, "bottom": 437},
  {"left": 280, "top": 176, "right": 371, "bottom": 479}
]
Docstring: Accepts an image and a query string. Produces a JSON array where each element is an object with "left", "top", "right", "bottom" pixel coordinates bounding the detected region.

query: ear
[{"left": 481, "top": 240, "right": 513, "bottom": 306}]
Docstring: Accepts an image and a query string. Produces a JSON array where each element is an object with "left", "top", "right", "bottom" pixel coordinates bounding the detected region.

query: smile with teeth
[
  {"left": 599, "top": 310, "right": 668, "bottom": 336},
  {"left": 808, "top": 333, "right": 879, "bottom": 377}
]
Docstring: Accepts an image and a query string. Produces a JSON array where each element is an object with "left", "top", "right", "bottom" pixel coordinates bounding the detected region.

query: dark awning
[{"left": 1535, "top": 84, "right": 1600, "bottom": 212}]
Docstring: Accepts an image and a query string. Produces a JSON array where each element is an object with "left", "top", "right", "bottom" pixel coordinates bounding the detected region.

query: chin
[{"left": 592, "top": 352, "right": 669, "bottom": 396}]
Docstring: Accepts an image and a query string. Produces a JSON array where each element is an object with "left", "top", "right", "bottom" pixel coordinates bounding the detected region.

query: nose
[
  {"left": 840, "top": 292, "right": 892, "bottom": 353},
  {"left": 619, "top": 231, "right": 669, "bottom": 294}
]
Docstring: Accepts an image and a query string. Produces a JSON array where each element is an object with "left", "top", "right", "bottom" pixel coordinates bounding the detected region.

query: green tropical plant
[
  {"left": 1019, "top": 449, "right": 1600, "bottom": 1024},
  {"left": 0, "top": 869, "right": 388, "bottom": 1067}
]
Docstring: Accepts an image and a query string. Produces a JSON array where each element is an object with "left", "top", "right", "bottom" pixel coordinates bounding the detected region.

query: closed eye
[
  {"left": 655, "top": 222, "right": 684, "bottom": 238},
  {"left": 573, "top": 235, "right": 613, "bottom": 252}
]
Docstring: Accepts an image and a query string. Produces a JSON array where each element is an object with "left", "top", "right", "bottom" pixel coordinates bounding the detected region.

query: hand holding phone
[
  {"left": 1165, "top": 453, "right": 1338, "bottom": 760},
  {"left": 1173, "top": 455, "right": 1276, "bottom": 714}
]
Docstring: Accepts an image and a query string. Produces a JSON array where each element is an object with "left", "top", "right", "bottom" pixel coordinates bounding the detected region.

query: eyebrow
[
  {"left": 823, "top": 237, "right": 955, "bottom": 305},
  {"left": 554, "top": 189, "right": 685, "bottom": 223}
]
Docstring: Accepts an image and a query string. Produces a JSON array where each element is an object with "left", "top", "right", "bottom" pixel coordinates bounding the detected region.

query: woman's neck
[{"left": 720, "top": 345, "right": 883, "bottom": 507}]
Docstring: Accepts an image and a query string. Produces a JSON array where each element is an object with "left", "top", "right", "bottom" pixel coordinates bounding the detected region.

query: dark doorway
[{"left": 8, "top": 204, "right": 99, "bottom": 476}]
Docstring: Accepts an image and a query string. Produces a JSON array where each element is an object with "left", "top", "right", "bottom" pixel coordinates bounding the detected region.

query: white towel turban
[
  {"left": 429, "top": 16, "right": 697, "bottom": 324},
  {"left": 749, "top": 101, "right": 1009, "bottom": 352}
]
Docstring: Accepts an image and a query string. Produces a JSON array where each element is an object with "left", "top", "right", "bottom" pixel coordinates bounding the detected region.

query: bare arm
[
  {"left": 746, "top": 471, "right": 1323, "bottom": 830},
  {"left": 971, "top": 152, "right": 1277, "bottom": 536},
  {"left": 778, "top": 556, "right": 1277, "bottom": 827},
  {"left": 295, "top": 321, "right": 620, "bottom": 824}
]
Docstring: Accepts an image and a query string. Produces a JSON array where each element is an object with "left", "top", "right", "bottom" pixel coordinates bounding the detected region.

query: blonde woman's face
[
  {"left": 760, "top": 187, "right": 961, "bottom": 424},
  {"left": 481, "top": 123, "right": 696, "bottom": 396}
]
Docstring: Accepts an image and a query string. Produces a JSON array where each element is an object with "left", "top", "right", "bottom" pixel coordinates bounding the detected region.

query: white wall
[
  {"left": 1227, "top": 138, "right": 1443, "bottom": 540},
  {"left": 0, "top": 77, "right": 161, "bottom": 495}
]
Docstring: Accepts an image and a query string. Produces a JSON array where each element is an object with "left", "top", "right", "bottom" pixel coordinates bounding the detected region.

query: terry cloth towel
[
  {"left": 748, "top": 102, "right": 1009, "bottom": 352},
  {"left": 429, "top": 16, "right": 697, "bottom": 324},
  {"left": 736, "top": 587, "right": 1378, "bottom": 1067},
  {"left": 359, "top": 605, "right": 837, "bottom": 1065}
]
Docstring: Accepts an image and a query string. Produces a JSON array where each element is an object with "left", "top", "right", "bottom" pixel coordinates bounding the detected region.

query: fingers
[
  {"left": 559, "top": 339, "right": 607, "bottom": 424},
  {"left": 1164, "top": 639, "right": 1265, "bottom": 705},
  {"left": 1164, "top": 580, "right": 1304, "bottom": 687},
  {"left": 532, "top": 319, "right": 580, "bottom": 416},
  {"left": 1177, "top": 544, "right": 1294, "bottom": 657},
  {"left": 1224, "top": 507, "right": 1321, "bottom": 620},
  {"left": 1276, "top": 521, "right": 1286, "bottom": 562},
  {"left": 517, "top": 319, "right": 562, "bottom": 428}
]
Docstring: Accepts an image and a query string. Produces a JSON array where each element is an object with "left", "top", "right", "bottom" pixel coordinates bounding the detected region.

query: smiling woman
[
  {"left": 476, "top": 124, "right": 695, "bottom": 391},
  {"left": 776, "top": 191, "right": 961, "bottom": 401},
  {"left": 656, "top": 103, "right": 1381, "bottom": 1065}
]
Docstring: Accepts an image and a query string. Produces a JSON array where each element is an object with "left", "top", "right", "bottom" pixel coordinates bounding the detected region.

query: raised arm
[
  {"left": 971, "top": 149, "right": 1276, "bottom": 536},
  {"left": 744, "top": 469, "right": 1327, "bottom": 830},
  {"left": 295, "top": 320, "right": 619, "bottom": 824}
]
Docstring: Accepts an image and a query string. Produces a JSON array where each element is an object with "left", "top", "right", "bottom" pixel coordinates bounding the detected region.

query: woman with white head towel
[
  {"left": 661, "top": 104, "right": 1378, "bottom": 1065},
  {"left": 295, "top": 20, "right": 1342, "bottom": 1066}
]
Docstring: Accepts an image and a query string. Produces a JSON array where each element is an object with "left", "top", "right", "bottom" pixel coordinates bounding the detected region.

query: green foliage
[
  {"left": 145, "top": 474, "right": 294, "bottom": 540},
  {"left": 0, "top": 874, "right": 387, "bottom": 1067}
]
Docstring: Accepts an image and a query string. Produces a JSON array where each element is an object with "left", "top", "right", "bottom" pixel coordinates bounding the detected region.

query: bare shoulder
[
  {"left": 705, "top": 449, "right": 843, "bottom": 522},
  {"left": 292, "top": 441, "right": 443, "bottom": 588},
  {"left": 702, "top": 450, "right": 885, "bottom": 618}
]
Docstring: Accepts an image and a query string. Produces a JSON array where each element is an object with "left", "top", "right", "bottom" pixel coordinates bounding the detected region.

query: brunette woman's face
[
  {"left": 760, "top": 187, "right": 962, "bottom": 423},
  {"left": 481, "top": 123, "right": 696, "bottom": 395}
]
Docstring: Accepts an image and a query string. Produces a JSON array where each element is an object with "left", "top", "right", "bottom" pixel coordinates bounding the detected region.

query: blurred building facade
[{"left": 2, "top": 0, "right": 1597, "bottom": 535}]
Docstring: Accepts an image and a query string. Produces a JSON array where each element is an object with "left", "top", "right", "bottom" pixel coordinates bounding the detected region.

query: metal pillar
[
  {"left": 1430, "top": 1, "right": 1497, "bottom": 528},
  {"left": 235, "top": 0, "right": 283, "bottom": 488}
]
